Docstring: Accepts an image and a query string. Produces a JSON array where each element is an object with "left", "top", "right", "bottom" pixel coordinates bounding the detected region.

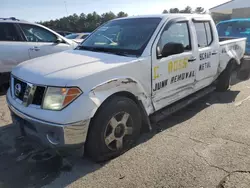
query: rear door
[
  {"left": 0, "top": 23, "right": 30, "bottom": 73},
  {"left": 18, "top": 23, "right": 72, "bottom": 59},
  {"left": 151, "top": 19, "right": 198, "bottom": 111},
  {"left": 193, "top": 20, "right": 220, "bottom": 90}
]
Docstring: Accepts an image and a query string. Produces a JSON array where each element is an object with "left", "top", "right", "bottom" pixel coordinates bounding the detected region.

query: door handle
[
  {"left": 212, "top": 51, "right": 218, "bottom": 55},
  {"left": 29, "top": 47, "right": 40, "bottom": 51},
  {"left": 188, "top": 57, "right": 196, "bottom": 62},
  {"left": 33, "top": 46, "right": 40, "bottom": 51}
]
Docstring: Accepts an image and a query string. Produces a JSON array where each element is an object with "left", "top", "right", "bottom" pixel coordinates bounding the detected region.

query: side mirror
[
  {"left": 55, "top": 37, "right": 63, "bottom": 44},
  {"left": 160, "top": 42, "right": 185, "bottom": 58}
]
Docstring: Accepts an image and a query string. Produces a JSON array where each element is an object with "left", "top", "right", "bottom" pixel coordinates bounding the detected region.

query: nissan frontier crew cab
[{"left": 7, "top": 14, "right": 246, "bottom": 162}]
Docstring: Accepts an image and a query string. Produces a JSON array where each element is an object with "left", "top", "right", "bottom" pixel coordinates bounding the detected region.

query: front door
[
  {"left": 29, "top": 42, "right": 71, "bottom": 59},
  {"left": 152, "top": 20, "right": 197, "bottom": 111},
  {"left": 18, "top": 23, "right": 71, "bottom": 59}
]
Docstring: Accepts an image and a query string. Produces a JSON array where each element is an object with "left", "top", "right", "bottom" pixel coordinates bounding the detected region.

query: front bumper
[{"left": 7, "top": 99, "right": 90, "bottom": 148}]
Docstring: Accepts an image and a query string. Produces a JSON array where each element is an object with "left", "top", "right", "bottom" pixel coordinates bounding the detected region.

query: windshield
[
  {"left": 78, "top": 18, "right": 162, "bottom": 56},
  {"left": 217, "top": 20, "right": 250, "bottom": 41},
  {"left": 65, "top": 33, "right": 80, "bottom": 39}
]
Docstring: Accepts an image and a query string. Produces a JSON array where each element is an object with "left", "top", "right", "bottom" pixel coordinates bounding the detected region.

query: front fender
[{"left": 88, "top": 77, "right": 154, "bottom": 116}]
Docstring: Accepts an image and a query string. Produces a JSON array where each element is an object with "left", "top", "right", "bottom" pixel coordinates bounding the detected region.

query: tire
[
  {"left": 85, "top": 96, "right": 142, "bottom": 162},
  {"left": 0, "top": 72, "right": 10, "bottom": 86},
  {"left": 216, "top": 62, "right": 234, "bottom": 92}
]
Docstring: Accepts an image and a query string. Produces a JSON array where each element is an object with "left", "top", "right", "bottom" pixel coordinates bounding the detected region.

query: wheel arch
[
  {"left": 227, "top": 58, "right": 239, "bottom": 71},
  {"left": 88, "top": 78, "right": 153, "bottom": 134},
  {"left": 219, "top": 58, "right": 238, "bottom": 74}
]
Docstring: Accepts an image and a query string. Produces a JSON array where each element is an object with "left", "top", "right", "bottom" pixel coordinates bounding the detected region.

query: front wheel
[{"left": 85, "top": 96, "right": 142, "bottom": 162}]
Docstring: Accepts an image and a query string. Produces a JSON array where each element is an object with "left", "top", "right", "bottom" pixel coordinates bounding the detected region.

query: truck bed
[
  {"left": 219, "top": 37, "right": 239, "bottom": 42},
  {"left": 219, "top": 37, "right": 247, "bottom": 73}
]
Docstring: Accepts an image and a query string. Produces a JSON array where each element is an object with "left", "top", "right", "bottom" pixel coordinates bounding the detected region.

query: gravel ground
[{"left": 1, "top": 69, "right": 250, "bottom": 188}]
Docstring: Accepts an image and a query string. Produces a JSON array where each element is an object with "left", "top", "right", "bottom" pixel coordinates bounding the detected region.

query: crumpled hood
[{"left": 12, "top": 50, "right": 136, "bottom": 86}]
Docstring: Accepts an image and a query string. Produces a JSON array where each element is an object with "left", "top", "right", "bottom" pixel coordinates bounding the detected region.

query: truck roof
[
  {"left": 0, "top": 14, "right": 212, "bottom": 25},
  {"left": 114, "top": 14, "right": 212, "bottom": 21}
]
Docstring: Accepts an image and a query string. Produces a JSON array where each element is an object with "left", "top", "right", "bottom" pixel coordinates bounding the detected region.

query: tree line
[
  {"left": 39, "top": 6, "right": 227, "bottom": 33},
  {"left": 39, "top": 11, "right": 128, "bottom": 33},
  {"left": 162, "top": 6, "right": 206, "bottom": 14}
]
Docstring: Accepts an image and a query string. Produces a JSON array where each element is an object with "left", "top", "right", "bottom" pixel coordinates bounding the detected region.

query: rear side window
[
  {"left": 194, "top": 21, "right": 213, "bottom": 48},
  {"left": 205, "top": 22, "right": 212, "bottom": 45},
  {"left": 0, "top": 23, "right": 22, "bottom": 41}
]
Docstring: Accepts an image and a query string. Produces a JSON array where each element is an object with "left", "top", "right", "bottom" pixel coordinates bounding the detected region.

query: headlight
[{"left": 42, "top": 87, "right": 82, "bottom": 111}]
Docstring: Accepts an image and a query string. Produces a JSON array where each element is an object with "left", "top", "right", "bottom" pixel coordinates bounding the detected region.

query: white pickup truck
[{"left": 7, "top": 14, "right": 246, "bottom": 162}]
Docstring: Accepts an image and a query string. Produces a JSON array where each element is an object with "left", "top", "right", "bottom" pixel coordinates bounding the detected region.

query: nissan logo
[{"left": 14, "top": 83, "right": 22, "bottom": 96}]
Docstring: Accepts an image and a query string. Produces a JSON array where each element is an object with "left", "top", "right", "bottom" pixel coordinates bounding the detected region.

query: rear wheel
[
  {"left": 216, "top": 61, "right": 234, "bottom": 92},
  {"left": 85, "top": 96, "right": 142, "bottom": 162}
]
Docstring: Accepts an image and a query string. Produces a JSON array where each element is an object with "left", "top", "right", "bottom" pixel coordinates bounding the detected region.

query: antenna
[{"left": 64, "top": 1, "right": 69, "bottom": 17}]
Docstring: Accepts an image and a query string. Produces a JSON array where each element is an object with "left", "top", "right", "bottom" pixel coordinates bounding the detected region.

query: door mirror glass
[
  {"left": 160, "top": 42, "right": 185, "bottom": 58},
  {"left": 55, "top": 37, "right": 63, "bottom": 43}
]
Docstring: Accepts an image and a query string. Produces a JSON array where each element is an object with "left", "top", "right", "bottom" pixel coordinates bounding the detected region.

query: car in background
[
  {"left": 55, "top": 30, "right": 72, "bottom": 36},
  {"left": 65, "top": 32, "right": 91, "bottom": 44},
  {"left": 0, "top": 17, "right": 78, "bottom": 86},
  {"left": 217, "top": 18, "right": 250, "bottom": 55}
]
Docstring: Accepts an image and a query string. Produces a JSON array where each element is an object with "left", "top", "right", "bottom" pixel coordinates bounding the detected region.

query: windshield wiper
[
  {"left": 77, "top": 46, "right": 135, "bottom": 57},
  {"left": 111, "top": 51, "right": 132, "bottom": 57},
  {"left": 77, "top": 46, "right": 111, "bottom": 53},
  {"left": 77, "top": 46, "right": 97, "bottom": 52}
]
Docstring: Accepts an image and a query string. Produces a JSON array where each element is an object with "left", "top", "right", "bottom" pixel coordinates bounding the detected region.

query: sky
[{"left": 1, "top": 0, "right": 230, "bottom": 22}]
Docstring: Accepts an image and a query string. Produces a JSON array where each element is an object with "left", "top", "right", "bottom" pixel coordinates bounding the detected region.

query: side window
[
  {"left": 158, "top": 22, "right": 191, "bottom": 52},
  {"left": 205, "top": 22, "right": 213, "bottom": 45},
  {"left": 194, "top": 21, "right": 213, "bottom": 48},
  {"left": 19, "top": 24, "right": 57, "bottom": 43},
  {"left": 0, "top": 23, "right": 22, "bottom": 41}
]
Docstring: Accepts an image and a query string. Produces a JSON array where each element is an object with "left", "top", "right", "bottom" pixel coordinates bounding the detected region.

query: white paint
[{"left": 8, "top": 14, "right": 246, "bottom": 127}]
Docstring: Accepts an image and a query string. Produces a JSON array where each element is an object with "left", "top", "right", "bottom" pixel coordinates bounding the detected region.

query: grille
[
  {"left": 13, "top": 78, "right": 27, "bottom": 101},
  {"left": 12, "top": 77, "right": 46, "bottom": 106},
  {"left": 32, "top": 86, "right": 46, "bottom": 105}
]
